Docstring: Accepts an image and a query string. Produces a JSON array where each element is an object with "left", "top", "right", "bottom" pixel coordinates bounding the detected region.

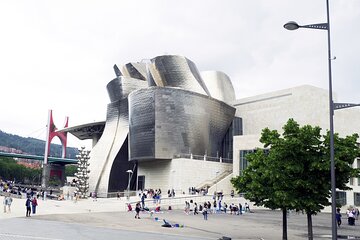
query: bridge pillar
[{"left": 41, "top": 110, "right": 69, "bottom": 188}]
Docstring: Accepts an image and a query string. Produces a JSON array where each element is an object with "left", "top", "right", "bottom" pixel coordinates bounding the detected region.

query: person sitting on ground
[
  {"left": 230, "top": 203, "right": 234, "bottom": 214},
  {"left": 127, "top": 203, "right": 132, "bottom": 212},
  {"left": 245, "top": 202, "right": 251, "bottom": 212}
]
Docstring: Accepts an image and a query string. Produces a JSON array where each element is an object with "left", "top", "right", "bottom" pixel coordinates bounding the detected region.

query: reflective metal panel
[
  {"left": 148, "top": 55, "right": 211, "bottom": 96},
  {"left": 88, "top": 98, "right": 131, "bottom": 196},
  {"left": 87, "top": 55, "right": 238, "bottom": 197},
  {"left": 106, "top": 76, "right": 148, "bottom": 102},
  {"left": 128, "top": 87, "right": 235, "bottom": 161},
  {"left": 121, "top": 62, "right": 147, "bottom": 81},
  {"left": 201, "top": 71, "right": 236, "bottom": 104}
]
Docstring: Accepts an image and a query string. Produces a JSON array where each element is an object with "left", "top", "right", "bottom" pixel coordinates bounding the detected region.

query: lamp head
[{"left": 284, "top": 21, "right": 300, "bottom": 30}]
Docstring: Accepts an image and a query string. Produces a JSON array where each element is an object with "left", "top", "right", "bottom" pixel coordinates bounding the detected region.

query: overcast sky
[{"left": 1, "top": 0, "right": 359, "bottom": 149}]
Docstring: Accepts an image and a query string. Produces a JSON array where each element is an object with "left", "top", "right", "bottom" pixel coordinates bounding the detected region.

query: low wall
[{"left": 137, "top": 158, "right": 232, "bottom": 194}]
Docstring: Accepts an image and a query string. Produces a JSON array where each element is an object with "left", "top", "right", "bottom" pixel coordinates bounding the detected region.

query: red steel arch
[{"left": 44, "top": 110, "right": 69, "bottom": 163}]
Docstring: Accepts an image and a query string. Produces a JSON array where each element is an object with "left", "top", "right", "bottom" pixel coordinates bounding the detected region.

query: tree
[
  {"left": 0, "top": 157, "right": 42, "bottom": 184},
  {"left": 65, "top": 164, "right": 77, "bottom": 177},
  {"left": 231, "top": 119, "right": 360, "bottom": 240}
]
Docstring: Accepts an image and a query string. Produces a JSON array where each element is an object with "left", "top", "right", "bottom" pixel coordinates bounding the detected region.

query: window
[
  {"left": 354, "top": 192, "right": 360, "bottom": 206},
  {"left": 239, "top": 149, "right": 269, "bottom": 175},
  {"left": 336, "top": 191, "right": 347, "bottom": 206},
  {"left": 239, "top": 150, "right": 253, "bottom": 175},
  {"left": 137, "top": 176, "right": 145, "bottom": 191},
  {"left": 357, "top": 159, "right": 360, "bottom": 186},
  {"left": 350, "top": 178, "right": 354, "bottom": 185}
]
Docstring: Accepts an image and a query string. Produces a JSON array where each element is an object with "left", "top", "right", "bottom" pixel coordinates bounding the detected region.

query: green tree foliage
[
  {"left": 65, "top": 164, "right": 77, "bottom": 177},
  {"left": 231, "top": 119, "right": 360, "bottom": 240},
  {"left": 0, "top": 157, "right": 42, "bottom": 184},
  {"left": 0, "top": 130, "right": 78, "bottom": 158}
]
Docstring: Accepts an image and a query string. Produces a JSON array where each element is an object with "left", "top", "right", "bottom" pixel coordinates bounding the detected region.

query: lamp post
[
  {"left": 171, "top": 169, "right": 175, "bottom": 194},
  {"left": 284, "top": 1, "right": 336, "bottom": 238},
  {"left": 215, "top": 170, "right": 220, "bottom": 194},
  {"left": 126, "top": 169, "right": 133, "bottom": 199}
]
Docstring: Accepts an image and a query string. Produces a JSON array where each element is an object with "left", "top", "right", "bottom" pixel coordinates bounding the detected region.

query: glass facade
[
  {"left": 336, "top": 191, "right": 347, "bottom": 206},
  {"left": 358, "top": 159, "right": 360, "bottom": 186},
  {"left": 239, "top": 149, "right": 269, "bottom": 175},
  {"left": 222, "top": 117, "right": 242, "bottom": 160},
  {"left": 354, "top": 192, "right": 360, "bottom": 206},
  {"left": 239, "top": 150, "right": 253, "bottom": 175}
]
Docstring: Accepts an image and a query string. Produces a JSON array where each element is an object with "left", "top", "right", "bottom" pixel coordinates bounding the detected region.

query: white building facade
[{"left": 231, "top": 85, "right": 360, "bottom": 208}]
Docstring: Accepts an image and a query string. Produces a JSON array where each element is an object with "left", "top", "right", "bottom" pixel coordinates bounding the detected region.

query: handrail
[
  {"left": 173, "top": 153, "right": 233, "bottom": 163},
  {"left": 196, "top": 169, "right": 232, "bottom": 189}
]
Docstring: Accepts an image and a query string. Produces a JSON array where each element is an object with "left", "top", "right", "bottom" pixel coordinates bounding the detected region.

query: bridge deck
[{"left": 0, "top": 152, "right": 77, "bottom": 164}]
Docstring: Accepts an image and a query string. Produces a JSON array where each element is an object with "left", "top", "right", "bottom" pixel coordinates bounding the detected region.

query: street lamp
[
  {"left": 284, "top": 1, "right": 337, "bottom": 239},
  {"left": 215, "top": 170, "right": 220, "bottom": 194},
  {"left": 171, "top": 169, "right": 175, "bottom": 193},
  {"left": 126, "top": 169, "right": 133, "bottom": 199}
]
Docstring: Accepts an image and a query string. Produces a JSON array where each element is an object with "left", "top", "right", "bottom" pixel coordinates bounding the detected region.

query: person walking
[
  {"left": 347, "top": 208, "right": 355, "bottom": 226},
  {"left": 135, "top": 202, "right": 141, "bottom": 219},
  {"left": 194, "top": 202, "right": 198, "bottom": 215},
  {"left": 32, "top": 197, "right": 38, "bottom": 214},
  {"left": 202, "top": 206, "right": 208, "bottom": 220},
  {"left": 6, "top": 196, "right": 12, "bottom": 213},
  {"left": 25, "top": 197, "right": 31, "bottom": 217},
  {"left": 141, "top": 193, "right": 146, "bottom": 208},
  {"left": 336, "top": 208, "right": 342, "bottom": 227},
  {"left": 3, "top": 196, "right": 8, "bottom": 213}
]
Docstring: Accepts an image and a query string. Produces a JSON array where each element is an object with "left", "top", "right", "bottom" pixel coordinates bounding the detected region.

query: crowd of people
[
  {"left": 1, "top": 179, "right": 61, "bottom": 217},
  {"left": 184, "top": 199, "right": 251, "bottom": 220},
  {"left": 336, "top": 207, "right": 360, "bottom": 226}
]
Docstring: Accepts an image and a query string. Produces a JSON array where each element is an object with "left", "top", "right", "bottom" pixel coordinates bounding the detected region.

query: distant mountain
[{"left": 0, "top": 130, "right": 78, "bottom": 159}]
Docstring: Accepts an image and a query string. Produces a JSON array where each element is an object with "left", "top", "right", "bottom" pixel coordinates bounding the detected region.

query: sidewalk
[
  {"left": 0, "top": 195, "right": 128, "bottom": 219},
  {"left": 1, "top": 195, "right": 360, "bottom": 239}
]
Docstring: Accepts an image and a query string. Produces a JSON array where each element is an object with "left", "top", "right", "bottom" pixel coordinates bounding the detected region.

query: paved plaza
[{"left": 1, "top": 196, "right": 360, "bottom": 239}]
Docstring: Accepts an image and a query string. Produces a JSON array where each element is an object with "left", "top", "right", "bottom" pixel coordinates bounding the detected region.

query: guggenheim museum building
[{"left": 63, "top": 55, "right": 360, "bottom": 207}]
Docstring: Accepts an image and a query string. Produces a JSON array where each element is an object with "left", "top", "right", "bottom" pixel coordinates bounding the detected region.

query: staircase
[{"left": 196, "top": 169, "right": 232, "bottom": 190}]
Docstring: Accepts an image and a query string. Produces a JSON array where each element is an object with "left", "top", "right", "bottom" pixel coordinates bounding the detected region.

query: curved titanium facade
[
  {"left": 89, "top": 76, "right": 148, "bottom": 196},
  {"left": 88, "top": 99, "right": 131, "bottom": 196},
  {"left": 128, "top": 87, "right": 236, "bottom": 161},
  {"left": 86, "top": 54, "right": 238, "bottom": 196},
  {"left": 121, "top": 62, "right": 147, "bottom": 81},
  {"left": 149, "top": 55, "right": 211, "bottom": 96},
  {"left": 201, "top": 71, "right": 236, "bottom": 104},
  {"left": 106, "top": 76, "right": 148, "bottom": 102}
]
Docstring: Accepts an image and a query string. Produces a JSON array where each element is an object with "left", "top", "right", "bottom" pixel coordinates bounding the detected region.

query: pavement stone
[{"left": 1, "top": 195, "right": 360, "bottom": 239}]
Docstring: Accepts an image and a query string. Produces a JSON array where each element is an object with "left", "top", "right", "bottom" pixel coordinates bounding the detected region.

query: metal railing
[
  {"left": 173, "top": 153, "right": 233, "bottom": 163},
  {"left": 196, "top": 169, "right": 232, "bottom": 190}
]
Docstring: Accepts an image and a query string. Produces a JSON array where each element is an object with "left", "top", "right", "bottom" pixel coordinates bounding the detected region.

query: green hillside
[{"left": 0, "top": 130, "right": 78, "bottom": 158}]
